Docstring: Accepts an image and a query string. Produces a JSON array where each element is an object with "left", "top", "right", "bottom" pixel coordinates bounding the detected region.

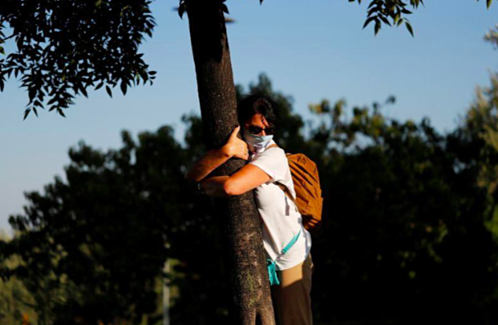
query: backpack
[{"left": 267, "top": 144, "right": 323, "bottom": 231}]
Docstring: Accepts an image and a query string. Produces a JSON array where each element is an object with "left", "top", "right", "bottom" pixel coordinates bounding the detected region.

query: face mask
[{"left": 243, "top": 128, "right": 274, "bottom": 153}]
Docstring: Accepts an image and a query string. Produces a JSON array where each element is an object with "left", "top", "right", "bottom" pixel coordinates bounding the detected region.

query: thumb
[{"left": 230, "top": 125, "right": 241, "bottom": 139}]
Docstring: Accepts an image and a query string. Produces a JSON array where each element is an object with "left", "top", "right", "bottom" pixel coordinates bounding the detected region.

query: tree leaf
[
  {"left": 23, "top": 108, "right": 31, "bottom": 120},
  {"left": 379, "top": 15, "right": 392, "bottom": 27},
  {"left": 221, "top": 3, "right": 229, "bottom": 14},
  {"left": 106, "top": 86, "right": 113, "bottom": 98},
  {"left": 394, "top": 12, "right": 401, "bottom": 25},
  {"left": 120, "top": 81, "right": 127, "bottom": 95},
  {"left": 363, "top": 17, "right": 376, "bottom": 29},
  {"left": 80, "top": 86, "right": 88, "bottom": 98},
  {"left": 374, "top": 20, "right": 381, "bottom": 36},
  {"left": 178, "top": 2, "right": 186, "bottom": 19},
  {"left": 367, "top": 1, "right": 377, "bottom": 9},
  {"left": 57, "top": 108, "right": 66, "bottom": 118},
  {"left": 405, "top": 21, "right": 414, "bottom": 37}
]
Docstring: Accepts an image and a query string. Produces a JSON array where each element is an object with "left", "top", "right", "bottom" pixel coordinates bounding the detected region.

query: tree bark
[{"left": 186, "top": 1, "right": 275, "bottom": 325}]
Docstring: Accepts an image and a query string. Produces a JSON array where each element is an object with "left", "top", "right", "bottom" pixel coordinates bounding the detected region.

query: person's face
[{"left": 243, "top": 113, "right": 275, "bottom": 136}]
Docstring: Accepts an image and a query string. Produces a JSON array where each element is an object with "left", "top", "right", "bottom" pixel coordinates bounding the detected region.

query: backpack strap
[
  {"left": 266, "top": 229, "right": 301, "bottom": 286},
  {"left": 265, "top": 143, "right": 297, "bottom": 203},
  {"left": 275, "top": 182, "right": 297, "bottom": 205}
]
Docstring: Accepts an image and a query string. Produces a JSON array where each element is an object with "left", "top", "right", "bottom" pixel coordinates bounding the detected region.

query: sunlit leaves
[
  {"left": 309, "top": 99, "right": 332, "bottom": 114},
  {"left": 0, "top": 0, "right": 157, "bottom": 119}
]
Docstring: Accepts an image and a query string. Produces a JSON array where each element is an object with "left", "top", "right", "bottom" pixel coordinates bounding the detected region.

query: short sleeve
[{"left": 249, "top": 148, "right": 287, "bottom": 183}]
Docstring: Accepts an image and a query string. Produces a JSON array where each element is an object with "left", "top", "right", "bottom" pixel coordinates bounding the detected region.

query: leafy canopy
[{"left": 0, "top": 0, "right": 156, "bottom": 119}]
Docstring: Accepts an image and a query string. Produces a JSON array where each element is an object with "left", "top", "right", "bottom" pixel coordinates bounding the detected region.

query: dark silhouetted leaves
[
  {"left": 0, "top": 0, "right": 157, "bottom": 118},
  {"left": 351, "top": 0, "right": 488, "bottom": 36}
]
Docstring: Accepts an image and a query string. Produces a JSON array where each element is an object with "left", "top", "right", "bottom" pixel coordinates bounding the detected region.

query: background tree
[
  {"left": 2, "top": 128, "right": 183, "bottom": 324},
  {"left": 2, "top": 70, "right": 498, "bottom": 324}
]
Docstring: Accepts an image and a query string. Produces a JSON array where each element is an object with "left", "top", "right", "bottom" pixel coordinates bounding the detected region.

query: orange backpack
[{"left": 268, "top": 144, "right": 324, "bottom": 231}]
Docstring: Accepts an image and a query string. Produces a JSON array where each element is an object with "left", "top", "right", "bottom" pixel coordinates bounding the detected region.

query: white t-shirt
[{"left": 248, "top": 139, "right": 312, "bottom": 270}]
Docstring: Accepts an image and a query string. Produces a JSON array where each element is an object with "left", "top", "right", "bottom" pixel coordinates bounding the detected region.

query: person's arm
[
  {"left": 199, "top": 164, "right": 271, "bottom": 198},
  {"left": 184, "top": 147, "right": 231, "bottom": 183},
  {"left": 199, "top": 176, "right": 230, "bottom": 198},
  {"left": 200, "top": 146, "right": 286, "bottom": 198},
  {"left": 185, "top": 126, "right": 249, "bottom": 183}
]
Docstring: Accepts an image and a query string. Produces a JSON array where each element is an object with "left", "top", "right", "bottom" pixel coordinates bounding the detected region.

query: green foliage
[
  {"left": 308, "top": 94, "right": 498, "bottom": 323},
  {"left": 2, "top": 72, "right": 498, "bottom": 324},
  {"left": 1, "top": 126, "right": 189, "bottom": 324},
  {"left": 0, "top": 0, "right": 157, "bottom": 119},
  {"left": 0, "top": 1, "right": 496, "bottom": 324},
  {"left": 452, "top": 29, "right": 498, "bottom": 243},
  {"left": 213, "top": 0, "right": 493, "bottom": 37},
  {"left": 0, "top": 232, "right": 38, "bottom": 325},
  {"left": 357, "top": 0, "right": 420, "bottom": 36}
]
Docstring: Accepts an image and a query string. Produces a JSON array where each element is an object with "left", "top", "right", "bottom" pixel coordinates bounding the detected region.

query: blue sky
[{"left": 1, "top": 0, "right": 497, "bottom": 233}]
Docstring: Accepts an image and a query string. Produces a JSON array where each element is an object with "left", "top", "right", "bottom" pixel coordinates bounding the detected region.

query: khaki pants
[{"left": 271, "top": 253, "right": 314, "bottom": 325}]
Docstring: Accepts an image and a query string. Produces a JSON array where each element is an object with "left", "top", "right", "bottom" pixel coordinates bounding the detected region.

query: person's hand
[{"left": 223, "top": 126, "right": 249, "bottom": 160}]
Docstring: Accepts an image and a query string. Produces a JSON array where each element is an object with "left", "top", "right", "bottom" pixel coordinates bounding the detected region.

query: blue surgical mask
[{"left": 243, "top": 128, "right": 274, "bottom": 153}]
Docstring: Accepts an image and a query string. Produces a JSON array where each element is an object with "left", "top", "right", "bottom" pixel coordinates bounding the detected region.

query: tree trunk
[{"left": 186, "top": 1, "right": 276, "bottom": 324}]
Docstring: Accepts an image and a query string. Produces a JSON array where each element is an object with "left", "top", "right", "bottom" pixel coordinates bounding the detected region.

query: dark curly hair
[{"left": 237, "top": 95, "right": 280, "bottom": 128}]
